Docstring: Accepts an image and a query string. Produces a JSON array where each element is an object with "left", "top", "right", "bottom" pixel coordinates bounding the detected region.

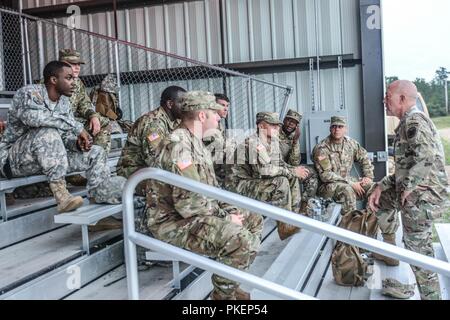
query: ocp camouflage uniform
[
  {"left": 146, "top": 91, "right": 262, "bottom": 300},
  {"left": 279, "top": 126, "right": 318, "bottom": 203},
  {"left": 377, "top": 106, "right": 449, "bottom": 300},
  {"left": 117, "top": 106, "right": 180, "bottom": 195},
  {"left": 70, "top": 77, "right": 112, "bottom": 154},
  {"left": 229, "top": 132, "right": 302, "bottom": 214},
  {"left": 204, "top": 120, "right": 236, "bottom": 188},
  {"left": 0, "top": 84, "right": 124, "bottom": 204}
]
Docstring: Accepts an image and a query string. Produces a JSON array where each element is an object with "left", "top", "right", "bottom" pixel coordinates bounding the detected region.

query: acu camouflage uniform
[
  {"left": 229, "top": 113, "right": 302, "bottom": 214},
  {"left": 146, "top": 91, "right": 262, "bottom": 300},
  {"left": 279, "top": 109, "right": 318, "bottom": 204},
  {"left": 377, "top": 106, "right": 449, "bottom": 300},
  {"left": 0, "top": 84, "right": 124, "bottom": 204},
  {"left": 116, "top": 106, "right": 180, "bottom": 195}
]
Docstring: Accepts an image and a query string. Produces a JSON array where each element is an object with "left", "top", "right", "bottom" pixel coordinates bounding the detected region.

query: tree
[
  {"left": 434, "top": 67, "right": 449, "bottom": 85},
  {"left": 385, "top": 76, "right": 399, "bottom": 86}
]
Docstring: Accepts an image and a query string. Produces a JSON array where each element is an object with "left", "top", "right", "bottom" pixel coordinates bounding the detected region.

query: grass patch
[
  {"left": 441, "top": 138, "right": 450, "bottom": 166},
  {"left": 432, "top": 116, "right": 450, "bottom": 130},
  {"left": 433, "top": 209, "right": 450, "bottom": 242}
]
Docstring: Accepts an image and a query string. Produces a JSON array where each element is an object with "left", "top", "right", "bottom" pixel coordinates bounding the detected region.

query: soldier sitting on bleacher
[{"left": 0, "top": 61, "right": 125, "bottom": 213}]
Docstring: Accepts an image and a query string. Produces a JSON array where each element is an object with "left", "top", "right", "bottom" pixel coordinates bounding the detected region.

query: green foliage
[
  {"left": 386, "top": 67, "right": 450, "bottom": 118},
  {"left": 442, "top": 137, "right": 450, "bottom": 166}
]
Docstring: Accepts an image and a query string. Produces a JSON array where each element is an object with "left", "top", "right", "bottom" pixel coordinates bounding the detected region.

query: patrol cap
[
  {"left": 181, "top": 91, "right": 224, "bottom": 112},
  {"left": 59, "top": 48, "right": 85, "bottom": 64},
  {"left": 330, "top": 116, "right": 347, "bottom": 127},
  {"left": 256, "top": 112, "right": 283, "bottom": 126},
  {"left": 284, "top": 109, "right": 302, "bottom": 123}
]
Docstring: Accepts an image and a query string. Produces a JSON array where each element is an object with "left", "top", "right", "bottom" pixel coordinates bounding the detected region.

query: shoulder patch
[
  {"left": 256, "top": 144, "right": 266, "bottom": 152},
  {"left": 177, "top": 159, "right": 193, "bottom": 171},
  {"left": 147, "top": 132, "right": 161, "bottom": 143},
  {"left": 31, "top": 91, "right": 44, "bottom": 105}
]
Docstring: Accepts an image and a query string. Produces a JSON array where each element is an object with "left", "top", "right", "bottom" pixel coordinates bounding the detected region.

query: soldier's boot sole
[
  {"left": 277, "top": 222, "right": 300, "bottom": 241},
  {"left": 57, "top": 196, "right": 84, "bottom": 213}
]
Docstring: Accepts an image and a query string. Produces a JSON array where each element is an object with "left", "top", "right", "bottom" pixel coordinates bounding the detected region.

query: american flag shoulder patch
[
  {"left": 147, "top": 132, "right": 160, "bottom": 142},
  {"left": 177, "top": 159, "right": 193, "bottom": 171}
]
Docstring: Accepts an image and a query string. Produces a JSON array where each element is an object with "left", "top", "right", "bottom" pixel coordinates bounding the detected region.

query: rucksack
[{"left": 331, "top": 209, "right": 378, "bottom": 286}]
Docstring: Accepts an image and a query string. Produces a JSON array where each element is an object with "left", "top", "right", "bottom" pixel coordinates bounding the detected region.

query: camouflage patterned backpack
[{"left": 332, "top": 210, "right": 377, "bottom": 286}]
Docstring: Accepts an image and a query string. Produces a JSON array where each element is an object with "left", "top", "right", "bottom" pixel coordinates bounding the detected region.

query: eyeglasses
[{"left": 331, "top": 125, "right": 345, "bottom": 129}]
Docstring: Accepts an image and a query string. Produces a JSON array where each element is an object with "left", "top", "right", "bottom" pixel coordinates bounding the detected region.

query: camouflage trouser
[
  {"left": 300, "top": 166, "right": 319, "bottom": 203},
  {"left": 318, "top": 180, "right": 399, "bottom": 235},
  {"left": 235, "top": 176, "right": 301, "bottom": 212},
  {"left": 151, "top": 213, "right": 263, "bottom": 299},
  {"left": 7, "top": 128, "right": 124, "bottom": 204},
  {"left": 377, "top": 188, "right": 442, "bottom": 300},
  {"left": 78, "top": 117, "right": 112, "bottom": 155}
]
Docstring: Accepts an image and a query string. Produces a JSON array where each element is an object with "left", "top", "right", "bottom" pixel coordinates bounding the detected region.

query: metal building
[{"left": 10, "top": 0, "right": 385, "bottom": 177}]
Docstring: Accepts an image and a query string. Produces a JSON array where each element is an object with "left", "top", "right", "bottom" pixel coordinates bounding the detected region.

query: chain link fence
[{"left": 0, "top": 7, "right": 292, "bottom": 132}]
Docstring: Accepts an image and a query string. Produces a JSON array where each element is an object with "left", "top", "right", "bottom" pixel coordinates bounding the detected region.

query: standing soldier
[
  {"left": 59, "top": 49, "right": 112, "bottom": 154},
  {"left": 146, "top": 91, "right": 262, "bottom": 300},
  {"left": 369, "top": 80, "right": 449, "bottom": 300},
  {"left": 117, "top": 86, "right": 186, "bottom": 196},
  {"left": 279, "top": 109, "right": 319, "bottom": 212},
  {"left": 229, "top": 112, "right": 309, "bottom": 240}
]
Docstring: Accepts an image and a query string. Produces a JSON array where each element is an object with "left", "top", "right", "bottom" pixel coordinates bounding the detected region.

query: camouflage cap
[
  {"left": 59, "top": 48, "right": 85, "bottom": 64},
  {"left": 181, "top": 91, "right": 224, "bottom": 112},
  {"left": 101, "top": 74, "right": 118, "bottom": 94},
  {"left": 256, "top": 112, "right": 282, "bottom": 125},
  {"left": 285, "top": 109, "right": 302, "bottom": 123},
  {"left": 330, "top": 116, "right": 347, "bottom": 127}
]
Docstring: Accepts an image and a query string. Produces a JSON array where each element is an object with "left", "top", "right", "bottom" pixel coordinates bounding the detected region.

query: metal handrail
[{"left": 123, "top": 168, "right": 450, "bottom": 300}]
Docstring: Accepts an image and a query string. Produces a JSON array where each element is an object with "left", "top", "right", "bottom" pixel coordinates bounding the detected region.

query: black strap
[{"left": 3, "top": 158, "right": 13, "bottom": 180}]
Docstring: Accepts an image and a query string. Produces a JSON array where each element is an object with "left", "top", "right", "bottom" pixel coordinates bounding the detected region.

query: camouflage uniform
[
  {"left": 229, "top": 113, "right": 302, "bottom": 214},
  {"left": 0, "top": 84, "right": 124, "bottom": 204},
  {"left": 146, "top": 91, "right": 262, "bottom": 300},
  {"left": 279, "top": 109, "right": 318, "bottom": 203},
  {"left": 377, "top": 106, "right": 449, "bottom": 300},
  {"left": 312, "top": 118, "right": 381, "bottom": 216},
  {"left": 116, "top": 106, "right": 180, "bottom": 195},
  {"left": 59, "top": 49, "right": 112, "bottom": 154}
]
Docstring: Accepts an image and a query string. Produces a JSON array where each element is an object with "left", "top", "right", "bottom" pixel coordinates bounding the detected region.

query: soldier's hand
[
  {"left": 401, "top": 190, "right": 412, "bottom": 207},
  {"left": 295, "top": 166, "right": 310, "bottom": 180},
  {"left": 360, "top": 177, "right": 373, "bottom": 187},
  {"left": 368, "top": 185, "right": 382, "bottom": 212},
  {"left": 293, "top": 126, "right": 301, "bottom": 143},
  {"left": 352, "top": 182, "right": 365, "bottom": 198},
  {"left": 78, "top": 129, "right": 93, "bottom": 152},
  {"left": 90, "top": 117, "right": 101, "bottom": 136},
  {"left": 230, "top": 213, "right": 244, "bottom": 226}
]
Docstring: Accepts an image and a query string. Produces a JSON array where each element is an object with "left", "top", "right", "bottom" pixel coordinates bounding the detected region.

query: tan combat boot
[
  {"left": 372, "top": 233, "right": 400, "bottom": 266},
  {"left": 210, "top": 289, "right": 236, "bottom": 300},
  {"left": 49, "top": 180, "right": 84, "bottom": 213},
  {"left": 234, "top": 287, "right": 251, "bottom": 300},
  {"left": 66, "top": 174, "right": 88, "bottom": 187},
  {"left": 88, "top": 217, "right": 122, "bottom": 232}
]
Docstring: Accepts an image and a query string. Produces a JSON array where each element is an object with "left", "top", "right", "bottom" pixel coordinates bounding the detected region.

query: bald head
[{"left": 385, "top": 80, "right": 418, "bottom": 119}]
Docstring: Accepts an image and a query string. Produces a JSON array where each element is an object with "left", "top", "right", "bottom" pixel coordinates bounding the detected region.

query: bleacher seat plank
[
  {"left": 435, "top": 224, "right": 450, "bottom": 262},
  {"left": 433, "top": 243, "right": 449, "bottom": 300},
  {"left": 54, "top": 203, "right": 122, "bottom": 225}
]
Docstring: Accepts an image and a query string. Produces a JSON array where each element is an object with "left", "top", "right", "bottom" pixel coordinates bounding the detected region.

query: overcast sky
[{"left": 382, "top": 0, "right": 450, "bottom": 81}]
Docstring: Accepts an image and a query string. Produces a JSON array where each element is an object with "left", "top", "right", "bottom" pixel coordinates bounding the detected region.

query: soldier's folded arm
[
  {"left": 401, "top": 119, "right": 434, "bottom": 192},
  {"left": 287, "top": 140, "right": 301, "bottom": 166},
  {"left": 379, "top": 174, "right": 395, "bottom": 191},
  {"left": 17, "top": 99, "right": 84, "bottom": 136},
  {"left": 313, "top": 148, "right": 349, "bottom": 184},
  {"left": 142, "top": 122, "right": 166, "bottom": 167}
]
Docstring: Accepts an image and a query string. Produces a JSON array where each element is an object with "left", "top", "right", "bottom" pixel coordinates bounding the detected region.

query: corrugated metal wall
[{"left": 22, "top": 0, "right": 364, "bottom": 145}]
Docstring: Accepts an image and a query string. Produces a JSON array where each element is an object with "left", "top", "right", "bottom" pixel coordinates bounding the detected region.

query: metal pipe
[
  {"left": 23, "top": 18, "right": 32, "bottom": 83},
  {"left": 19, "top": 1, "right": 27, "bottom": 86},
  {"left": 123, "top": 169, "right": 450, "bottom": 280},
  {"left": 37, "top": 20, "right": 45, "bottom": 78},
  {"left": 280, "top": 86, "right": 293, "bottom": 120},
  {"left": 314, "top": 0, "right": 321, "bottom": 111}
]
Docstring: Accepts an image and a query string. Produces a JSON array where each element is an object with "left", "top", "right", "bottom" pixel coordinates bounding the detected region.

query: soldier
[
  {"left": 59, "top": 49, "right": 112, "bottom": 155},
  {"left": 146, "top": 91, "right": 262, "bottom": 300},
  {"left": 368, "top": 80, "right": 449, "bottom": 300},
  {"left": 116, "top": 86, "right": 186, "bottom": 196},
  {"left": 203, "top": 93, "right": 231, "bottom": 187},
  {"left": 0, "top": 61, "right": 125, "bottom": 213},
  {"left": 312, "top": 116, "right": 376, "bottom": 216},
  {"left": 229, "top": 112, "right": 309, "bottom": 240},
  {"left": 279, "top": 109, "right": 319, "bottom": 211}
]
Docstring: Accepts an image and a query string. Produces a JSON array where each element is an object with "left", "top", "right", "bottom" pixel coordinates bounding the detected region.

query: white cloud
[{"left": 382, "top": 0, "right": 450, "bottom": 81}]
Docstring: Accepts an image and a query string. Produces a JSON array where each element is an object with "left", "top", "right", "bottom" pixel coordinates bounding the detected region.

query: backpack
[{"left": 331, "top": 209, "right": 378, "bottom": 286}]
